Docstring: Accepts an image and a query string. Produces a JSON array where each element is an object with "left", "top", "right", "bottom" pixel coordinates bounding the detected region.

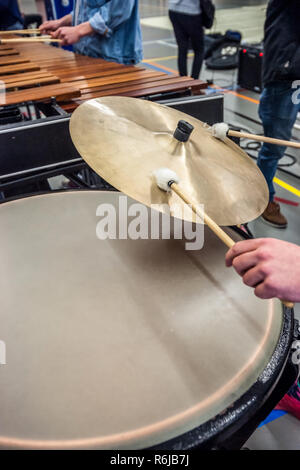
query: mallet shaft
[
  {"left": 0, "top": 37, "right": 61, "bottom": 44},
  {"left": 171, "top": 182, "right": 235, "bottom": 248},
  {"left": 0, "top": 29, "right": 41, "bottom": 34},
  {"left": 228, "top": 130, "right": 300, "bottom": 150},
  {"left": 170, "top": 182, "right": 294, "bottom": 309}
]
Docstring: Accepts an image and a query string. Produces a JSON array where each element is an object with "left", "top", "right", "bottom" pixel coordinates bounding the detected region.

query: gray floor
[
  {"left": 20, "top": 0, "right": 300, "bottom": 450},
  {"left": 139, "top": 0, "right": 300, "bottom": 451}
]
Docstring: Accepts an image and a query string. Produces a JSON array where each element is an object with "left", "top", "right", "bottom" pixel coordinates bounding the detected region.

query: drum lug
[
  {"left": 293, "top": 318, "right": 300, "bottom": 340},
  {"left": 291, "top": 334, "right": 300, "bottom": 380},
  {"left": 292, "top": 340, "right": 300, "bottom": 360}
]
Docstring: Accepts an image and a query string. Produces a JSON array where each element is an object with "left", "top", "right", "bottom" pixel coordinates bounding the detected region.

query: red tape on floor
[{"left": 274, "top": 197, "right": 299, "bottom": 207}]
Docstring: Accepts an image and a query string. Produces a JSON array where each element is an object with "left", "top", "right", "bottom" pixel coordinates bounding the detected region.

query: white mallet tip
[
  {"left": 212, "top": 122, "right": 229, "bottom": 141},
  {"left": 153, "top": 168, "right": 180, "bottom": 192}
]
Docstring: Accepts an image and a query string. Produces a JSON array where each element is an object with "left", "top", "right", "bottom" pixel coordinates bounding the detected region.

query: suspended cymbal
[{"left": 69, "top": 96, "right": 268, "bottom": 225}]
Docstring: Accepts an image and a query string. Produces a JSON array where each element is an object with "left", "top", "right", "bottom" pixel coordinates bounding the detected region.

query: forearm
[
  {"left": 59, "top": 14, "right": 72, "bottom": 27},
  {"left": 50, "top": 21, "right": 95, "bottom": 45},
  {"left": 76, "top": 21, "right": 95, "bottom": 39}
]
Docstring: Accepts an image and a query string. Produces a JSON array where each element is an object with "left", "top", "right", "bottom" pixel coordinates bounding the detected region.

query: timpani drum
[{"left": 0, "top": 191, "right": 297, "bottom": 450}]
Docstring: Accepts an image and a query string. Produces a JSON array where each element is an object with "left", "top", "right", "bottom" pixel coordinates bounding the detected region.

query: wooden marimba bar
[{"left": 0, "top": 38, "right": 207, "bottom": 111}]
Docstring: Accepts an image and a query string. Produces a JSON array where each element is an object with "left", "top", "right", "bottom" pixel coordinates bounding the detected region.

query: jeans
[
  {"left": 257, "top": 82, "right": 300, "bottom": 201},
  {"left": 169, "top": 10, "right": 204, "bottom": 80},
  {"left": 6, "top": 21, "right": 23, "bottom": 31}
]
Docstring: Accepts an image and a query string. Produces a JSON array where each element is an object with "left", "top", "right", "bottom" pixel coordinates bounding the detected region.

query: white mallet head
[
  {"left": 153, "top": 168, "right": 180, "bottom": 192},
  {"left": 211, "top": 122, "right": 229, "bottom": 141}
]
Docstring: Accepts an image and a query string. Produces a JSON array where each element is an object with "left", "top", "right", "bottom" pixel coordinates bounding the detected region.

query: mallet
[
  {"left": 0, "top": 29, "right": 41, "bottom": 34},
  {"left": 153, "top": 167, "right": 294, "bottom": 310},
  {"left": 212, "top": 122, "right": 300, "bottom": 150},
  {"left": 0, "top": 37, "right": 62, "bottom": 44}
]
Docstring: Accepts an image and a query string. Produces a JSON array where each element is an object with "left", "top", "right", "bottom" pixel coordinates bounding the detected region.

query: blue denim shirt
[{"left": 72, "top": 0, "right": 143, "bottom": 65}]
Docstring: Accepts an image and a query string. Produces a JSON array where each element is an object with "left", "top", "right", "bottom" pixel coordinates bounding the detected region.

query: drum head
[{"left": 0, "top": 191, "right": 282, "bottom": 449}]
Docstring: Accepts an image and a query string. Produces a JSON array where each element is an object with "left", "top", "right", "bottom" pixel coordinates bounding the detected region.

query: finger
[
  {"left": 232, "top": 250, "right": 258, "bottom": 276},
  {"left": 242, "top": 266, "right": 265, "bottom": 287},
  {"left": 230, "top": 251, "right": 259, "bottom": 275},
  {"left": 61, "top": 34, "right": 69, "bottom": 43},
  {"left": 254, "top": 279, "right": 276, "bottom": 300},
  {"left": 51, "top": 28, "right": 61, "bottom": 39},
  {"left": 225, "top": 239, "right": 264, "bottom": 267},
  {"left": 60, "top": 34, "right": 69, "bottom": 45},
  {"left": 41, "top": 22, "right": 53, "bottom": 30}
]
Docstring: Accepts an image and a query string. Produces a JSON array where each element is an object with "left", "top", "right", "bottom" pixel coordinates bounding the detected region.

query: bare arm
[
  {"left": 50, "top": 21, "right": 95, "bottom": 46},
  {"left": 39, "top": 14, "right": 72, "bottom": 34},
  {"left": 226, "top": 238, "right": 300, "bottom": 302}
]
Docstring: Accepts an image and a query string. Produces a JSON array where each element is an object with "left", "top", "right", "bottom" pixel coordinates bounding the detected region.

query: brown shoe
[{"left": 261, "top": 201, "right": 287, "bottom": 228}]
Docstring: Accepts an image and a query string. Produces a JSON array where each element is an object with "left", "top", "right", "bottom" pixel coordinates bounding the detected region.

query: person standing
[
  {"left": 40, "top": 0, "right": 143, "bottom": 66},
  {"left": 257, "top": 0, "right": 300, "bottom": 228},
  {"left": 168, "top": 0, "right": 204, "bottom": 79},
  {"left": 0, "top": 0, "right": 23, "bottom": 31}
]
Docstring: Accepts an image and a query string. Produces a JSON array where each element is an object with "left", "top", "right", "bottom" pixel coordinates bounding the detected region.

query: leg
[
  {"left": 169, "top": 10, "right": 189, "bottom": 76},
  {"left": 258, "top": 83, "right": 300, "bottom": 201},
  {"left": 6, "top": 21, "right": 23, "bottom": 31},
  {"left": 189, "top": 15, "right": 204, "bottom": 79}
]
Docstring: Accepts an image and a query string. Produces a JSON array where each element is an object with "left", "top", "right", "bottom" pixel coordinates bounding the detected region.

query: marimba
[
  {"left": 0, "top": 40, "right": 207, "bottom": 111},
  {"left": 0, "top": 39, "right": 212, "bottom": 200}
]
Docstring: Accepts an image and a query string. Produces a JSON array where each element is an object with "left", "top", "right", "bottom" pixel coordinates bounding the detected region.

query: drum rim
[
  {"left": 0, "top": 191, "right": 291, "bottom": 450},
  {"left": 0, "top": 307, "right": 292, "bottom": 450},
  {"left": 152, "top": 306, "right": 294, "bottom": 450}
]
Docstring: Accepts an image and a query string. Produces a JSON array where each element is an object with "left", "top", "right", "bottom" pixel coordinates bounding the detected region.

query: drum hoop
[
  {"left": 152, "top": 306, "right": 294, "bottom": 450},
  {"left": 0, "top": 307, "right": 292, "bottom": 450},
  {"left": 0, "top": 187, "right": 111, "bottom": 206}
]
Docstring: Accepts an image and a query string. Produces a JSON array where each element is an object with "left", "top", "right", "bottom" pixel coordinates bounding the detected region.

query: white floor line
[
  {"left": 142, "top": 39, "right": 172, "bottom": 46},
  {"left": 157, "top": 40, "right": 177, "bottom": 49}
]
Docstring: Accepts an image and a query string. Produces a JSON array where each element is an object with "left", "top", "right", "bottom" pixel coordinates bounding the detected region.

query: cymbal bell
[{"left": 69, "top": 96, "right": 268, "bottom": 226}]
